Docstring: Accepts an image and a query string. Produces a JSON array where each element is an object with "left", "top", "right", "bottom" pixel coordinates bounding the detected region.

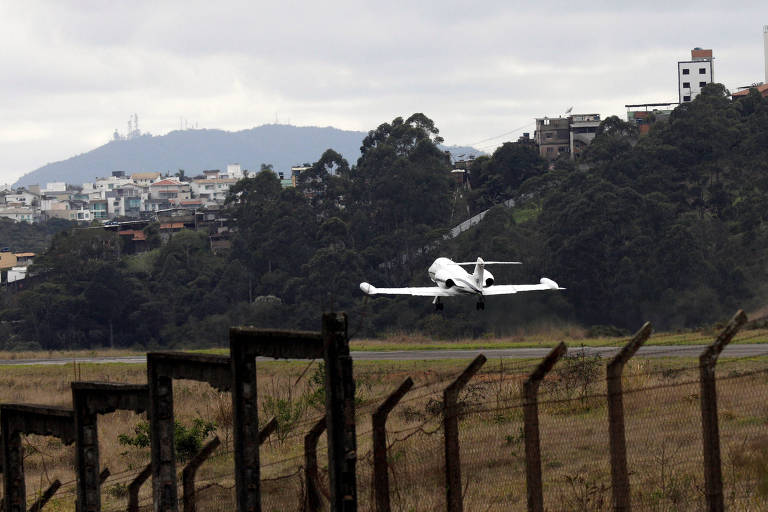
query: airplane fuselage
[{"left": 428, "top": 257, "right": 494, "bottom": 295}]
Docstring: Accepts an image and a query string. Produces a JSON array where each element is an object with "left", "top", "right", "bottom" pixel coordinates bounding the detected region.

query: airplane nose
[{"left": 360, "top": 282, "right": 375, "bottom": 294}]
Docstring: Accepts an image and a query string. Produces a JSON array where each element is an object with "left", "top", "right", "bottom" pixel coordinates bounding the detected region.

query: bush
[{"left": 118, "top": 417, "right": 217, "bottom": 461}]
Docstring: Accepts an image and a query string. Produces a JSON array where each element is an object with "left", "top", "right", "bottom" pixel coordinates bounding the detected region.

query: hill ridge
[{"left": 13, "top": 124, "right": 482, "bottom": 187}]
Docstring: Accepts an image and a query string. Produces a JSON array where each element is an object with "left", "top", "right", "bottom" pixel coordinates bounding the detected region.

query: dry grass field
[{"left": 2, "top": 352, "right": 768, "bottom": 511}]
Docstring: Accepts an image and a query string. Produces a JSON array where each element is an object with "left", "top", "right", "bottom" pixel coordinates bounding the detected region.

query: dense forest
[{"left": 3, "top": 87, "right": 768, "bottom": 350}]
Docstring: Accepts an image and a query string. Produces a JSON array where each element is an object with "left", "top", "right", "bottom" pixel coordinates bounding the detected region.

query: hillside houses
[{"left": 1, "top": 167, "right": 251, "bottom": 224}]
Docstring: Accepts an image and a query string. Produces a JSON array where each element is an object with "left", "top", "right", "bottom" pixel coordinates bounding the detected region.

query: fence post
[
  {"left": 147, "top": 359, "right": 178, "bottom": 512},
  {"left": 700, "top": 310, "right": 747, "bottom": 512},
  {"left": 607, "top": 322, "right": 652, "bottom": 512},
  {"left": 304, "top": 416, "right": 327, "bottom": 512},
  {"left": 27, "top": 480, "right": 61, "bottom": 512},
  {"left": 372, "top": 377, "right": 414, "bottom": 512},
  {"left": 444, "top": 354, "right": 487, "bottom": 512},
  {"left": 127, "top": 464, "right": 152, "bottom": 512},
  {"left": 182, "top": 436, "right": 221, "bottom": 512},
  {"left": 3, "top": 429, "right": 24, "bottom": 512},
  {"left": 322, "top": 312, "right": 357, "bottom": 511},
  {"left": 523, "top": 342, "right": 567, "bottom": 512}
]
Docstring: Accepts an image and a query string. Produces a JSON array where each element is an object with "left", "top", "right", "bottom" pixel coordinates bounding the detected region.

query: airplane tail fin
[{"left": 472, "top": 257, "right": 485, "bottom": 289}]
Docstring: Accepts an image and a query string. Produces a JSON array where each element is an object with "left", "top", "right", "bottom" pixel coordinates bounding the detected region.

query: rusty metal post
[
  {"left": 444, "top": 355, "right": 487, "bottom": 512},
  {"left": 182, "top": 436, "right": 221, "bottom": 512},
  {"left": 127, "top": 464, "right": 152, "bottom": 512},
  {"left": 700, "top": 310, "right": 747, "bottom": 512},
  {"left": 323, "top": 313, "right": 357, "bottom": 511},
  {"left": 372, "top": 377, "right": 413, "bottom": 512},
  {"left": 304, "top": 417, "right": 326, "bottom": 512},
  {"left": 523, "top": 342, "right": 567, "bottom": 512},
  {"left": 607, "top": 322, "right": 652, "bottom": 512},
  {"left": 27, "top": 480, "right": 61, "bottom": 512}
]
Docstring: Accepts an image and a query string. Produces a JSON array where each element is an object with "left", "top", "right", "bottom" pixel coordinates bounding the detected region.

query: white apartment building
[
  {"left": 131, "top": 172, "right": 162, "bottom": 187},
  {"left": 678, "top": 48, "right": 714, "bottom": 104},
  {"left": 191, "top": 178, "right": 237, "bottom": 204},
  {"left": 0, "top": 207, "right": 39, "bottom": 223},
  {"left": 43, "top": 182, "right": 67, "bottom": 193},
  {"left": 5, "top": 191, "right": 39, "bottom": 206},
  {"left": 225, "top": 163, "right": 244, "bottom": 179}
]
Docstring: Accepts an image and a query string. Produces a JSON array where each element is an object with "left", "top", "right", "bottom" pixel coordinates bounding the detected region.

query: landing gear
[
  {"left": 433, "top": 297, "right": 444, "bottom": 311},
  {"left": 476, "top": 300, "right": 485, "bottom": 311}
]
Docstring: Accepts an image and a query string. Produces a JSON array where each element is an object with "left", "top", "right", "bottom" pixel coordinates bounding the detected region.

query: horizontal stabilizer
[{"left": 481, "top": 277, "right": 565, "bottom": 295}]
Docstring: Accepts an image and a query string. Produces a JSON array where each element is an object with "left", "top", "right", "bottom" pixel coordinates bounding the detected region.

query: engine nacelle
[
  {"left": 434, "top": 269, "right": 455, "bottom": 288},
  {"left": 484, "top": 269, "right": 495, "bottom": 287}
]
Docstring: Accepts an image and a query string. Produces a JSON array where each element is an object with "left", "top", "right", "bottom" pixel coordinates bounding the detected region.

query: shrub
[{"left": 118, "top": 417, "right": 217, "bottom": 462}]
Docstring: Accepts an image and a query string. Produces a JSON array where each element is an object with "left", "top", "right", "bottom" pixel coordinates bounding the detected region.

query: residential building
[
  {"left": 14, "top": 253, "right": 34, "bottom": 266},
  {"left": 278, "top": 172, "right": 293, "bottom": 189},
  {"left": 225, "top": 163, "right": 244, "bottom": 179},
  {"left": 90, "top": 199, "right": 108, "bottom": 220},
  {"left": 569, "top": 114, "right": 601, "bottom": 158},
  {"left": 534, "top": 115, "right": 600, "bottom": 160},
  {"left": 40, "top": 198, "right": 71, "bottom": 220},
  {"left": 5, "top": 191, "right": 39, "bottom": 207},
  {"left": 131, "top": 172, "right": 161, "bottom": 187},
  {"left": 290, "top": 166, "right": 311, "bottom": 187},
  {"left": 0, "top": 207, "right": 39, "bottom": 223},
  {"left": 190, "top": 178, "right": 237, "bottom": 204},
  {"left": 626, "top": 103, "right": 676, "bottom": 134},
  {"left": 732, "top": 83, "right": 768, "bottom": 99},
  {"left": 43, "top": 182, "right": 66, "bottom": 193},
  {"left": 149, "top": 179, "right": 191, "bottom": 203},
  {"left": 534, "top": 117, "right": 571, "bottom": 160},
  {"left": 0, "top": 252, "right": 17, "bottom": 269},
  {"left": 678, "top": 48, "right": 714, "bottom": 104}
]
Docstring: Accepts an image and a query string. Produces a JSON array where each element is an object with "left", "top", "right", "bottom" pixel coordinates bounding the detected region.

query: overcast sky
[{"left": 1, "top": 1, "right": 765, "bottom": 185}]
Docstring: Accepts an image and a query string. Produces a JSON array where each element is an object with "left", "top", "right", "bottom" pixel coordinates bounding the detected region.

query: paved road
[{"left": 1, "top": 344, "right": 768, "bottom": 366}]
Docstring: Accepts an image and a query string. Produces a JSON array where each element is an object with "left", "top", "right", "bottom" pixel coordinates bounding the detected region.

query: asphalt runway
[{"left": 1, "top": 344, "right": 768, "bottom": 366}]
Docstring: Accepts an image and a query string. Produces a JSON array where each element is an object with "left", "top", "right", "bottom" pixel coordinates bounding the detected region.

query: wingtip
[{"left": 540, "top": 278, "right": 563, "bottom": 290}]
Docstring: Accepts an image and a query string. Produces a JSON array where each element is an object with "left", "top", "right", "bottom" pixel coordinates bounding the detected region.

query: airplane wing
[
  {"left": 482, "top": 278, "right": 564, "bottom": 296},
  {"left": 359, "top": 283, "right": 457, "bottom": 297}
]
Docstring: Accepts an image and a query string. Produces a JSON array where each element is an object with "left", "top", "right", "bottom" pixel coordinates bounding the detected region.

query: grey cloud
[{"left": 0, "top": 1, "right": 766, "bottom": 182}]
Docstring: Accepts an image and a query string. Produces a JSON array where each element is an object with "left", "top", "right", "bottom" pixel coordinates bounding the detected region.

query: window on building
[
  {"left": 683, "top": 95, "right": 691, "bottom": 102},
  {"left": 699, "top": 68, "right": 706, "bottom": 74},
  {"left": 682, "top": 68, "right": 690, "bottom": 75},
  {"left": 546, "top": 132, "right": 552, "bottom": 139},
  {"left": 699, "top": 81, "right": 707, "bottom": 87},
  {"left": 546, "top": 147, "right": 553, "bottom": 153},
  {"left": 683, "top": 82, "right": 690, "bottom": 88}
]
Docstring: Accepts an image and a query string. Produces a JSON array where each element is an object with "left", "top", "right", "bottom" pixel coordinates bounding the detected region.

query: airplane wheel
[{"left": 476, "top": 302, "right": 485, "bottom": 311}]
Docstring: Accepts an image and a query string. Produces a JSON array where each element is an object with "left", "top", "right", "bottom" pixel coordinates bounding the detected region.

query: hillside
[{"left": 13, "top": 123, "right": 482, "bottom": 187}]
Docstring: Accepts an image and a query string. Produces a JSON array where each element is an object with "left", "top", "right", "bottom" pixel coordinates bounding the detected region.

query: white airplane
[{"left": 360, "top": 257, "right": 564, "bottom": 310}]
